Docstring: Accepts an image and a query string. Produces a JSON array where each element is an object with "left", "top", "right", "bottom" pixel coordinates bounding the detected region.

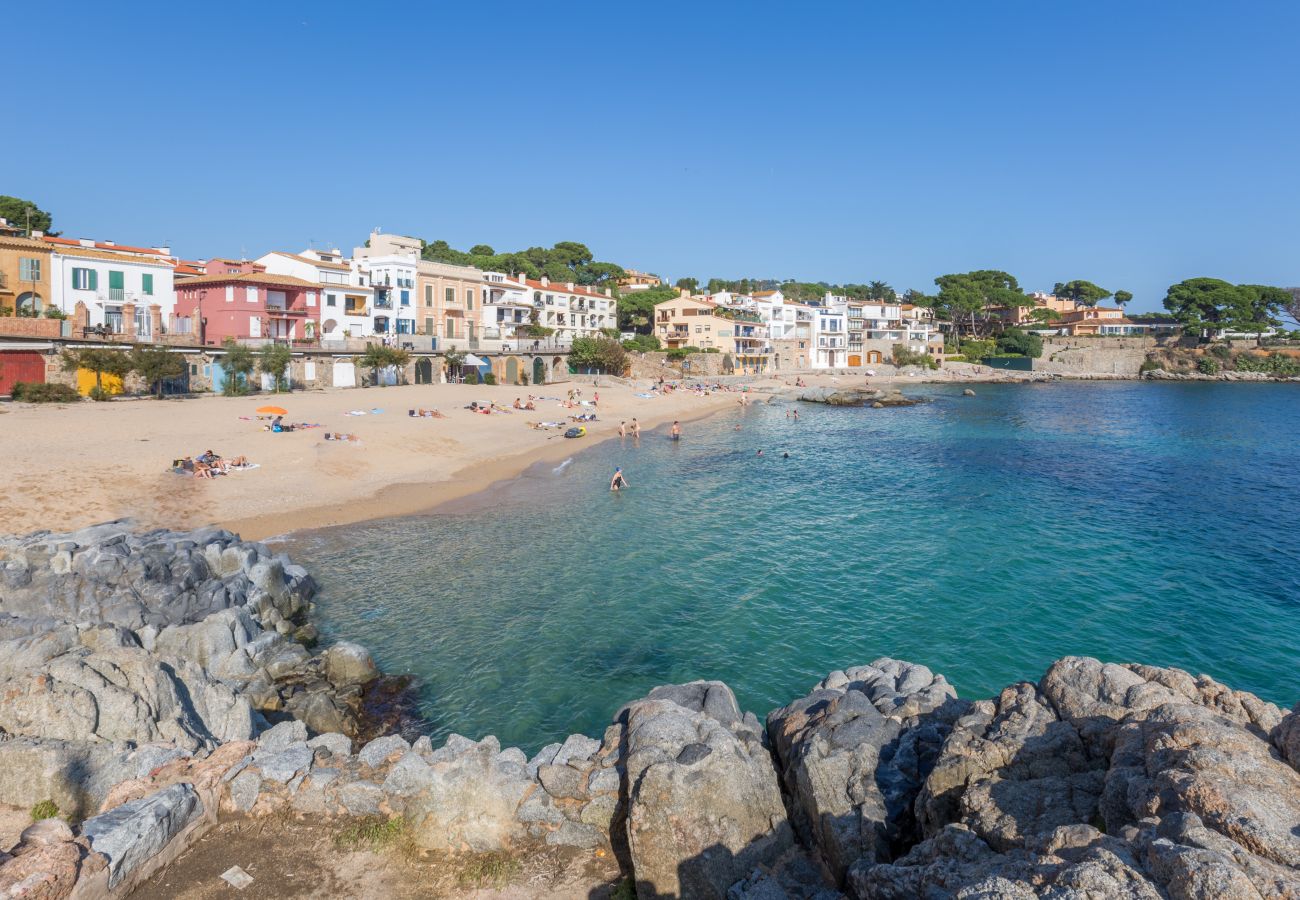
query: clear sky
[{"left": 5, "top": 1, "right": 1297, "bottom": 311}]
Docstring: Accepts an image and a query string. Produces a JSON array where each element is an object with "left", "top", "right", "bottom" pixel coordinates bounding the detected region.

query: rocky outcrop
[
  {"left": 797, "top": 387, "right": 928, "bottom": 407},
  {"left": 620, "top": 681, "right": 792, "bottom": 899},
  {"left": 767, "top": 659, "right": 966, "bottom": 885},
  {"left": 855, "top": 656, "right": 1300, "bottom": 898}
]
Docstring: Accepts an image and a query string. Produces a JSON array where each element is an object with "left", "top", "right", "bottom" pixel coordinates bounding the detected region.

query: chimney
[
  {"left": 606, "top": 288, "right": 613, "bottom": 298},
  {"left": 540, "top": 275, "right": 549, "bottom": 287},
  {"left": 566, "top": 282, "right": 574, "bottom": 292},
  {"left": 80, "top": 238, "right": 95, "bottom": 247},
  {"left": 102, "top": 240, "right": 115, "bottom": 247},
  {"left": 32, "top": 230, "right": 44, "bottom": 239},
  {"left": 154, "top": 246, "right": 171, "bottom": 256}
]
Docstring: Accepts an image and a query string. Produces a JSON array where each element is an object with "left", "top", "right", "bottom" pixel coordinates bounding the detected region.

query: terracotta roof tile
[
  {"left": 174, "top": 272, "right": 321, "bottom": 289},
  {"left": 53, "top": 246, "right": 173, "bottom": 267},
  {"left": 267, "top": 251, "right": 353, "bottom": 272}
]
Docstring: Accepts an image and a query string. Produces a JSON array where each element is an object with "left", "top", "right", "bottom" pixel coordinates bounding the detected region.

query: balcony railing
[
  {"left": 374, "top": 298, "right": 393, "bottom": 310},
  {"left": 345, "top": 307, "right": 369, "bottom": 317},
  {"left": 109, "top": 287, "right": 125, "bottom": 301},
  {"left": 267, "top": 307, "right": 308, "bottom": 317}
]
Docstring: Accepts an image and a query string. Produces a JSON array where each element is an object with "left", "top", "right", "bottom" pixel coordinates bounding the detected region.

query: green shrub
[
  {"left": 519, "top": 373, "right": 530, "bottom": 386},
  {"left": 42, "top": 307, "right": 67, "bottom": 320},
  {"left": 1234, "top": 352, "right": 1300, "bottom": 376},
  {"left": 622, "top": 333, "right": 662, "bottom": 352},
  {"left": 958, "top": 339, "right": 997, "bottom": 362},
  {"left": 30, "top": 799, "right": 59, "bottom": 820},
  {"left": 456, "top": 851, "right": 522, "bottom": 889},
  {"left": 11, "top": 382, "right": 81, "bottom": 403},
  {"left": 665, "top": 347, "right": 697, "bottom": 361},
  {"left": 892, "top": 345, "right": 938, "bottom": 369},
  {"left": 1138, "top": 360, "right": 1162, "bottom": 374},
  {"left": 483, "top": 372, "right": 497, "bottom": 385},
  {"left": 1210, "top": 344, "right": 1233, "bottom": 360},
  {"left": 1197, "top": 357, "right": 1220, "bottom": 375},
  {"left": 465, "top": 370, "right": 480, "bottom": 385},
  {"left": 995, "top": 328, "right": 1043, "bottom": 358},
  {"left": 88, "top": 386, "right": 115, "bottom": 402},
  {"left": 702, "top": 347, "right": 719, "bottom": 353}
]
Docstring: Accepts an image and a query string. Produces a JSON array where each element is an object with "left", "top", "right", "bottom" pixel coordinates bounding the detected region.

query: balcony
[
  {"left": 345, "top": 306, "right": 369, "bottom": 317},
  {"left": 267, "top": 306, "right": 308, "bottom": 317},
  {"left": 374, "top": 298, "right": 393, "bottom": 310}
]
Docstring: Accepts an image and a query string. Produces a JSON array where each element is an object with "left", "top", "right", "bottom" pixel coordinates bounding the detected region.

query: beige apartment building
[
  {"left": 653, "top": 295, "right": 771, "bottom": 372},
  {"left": 417, "top": 259, "right": 484, "bottom": 345}
]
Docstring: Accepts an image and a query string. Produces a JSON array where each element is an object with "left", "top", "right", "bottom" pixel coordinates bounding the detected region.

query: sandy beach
[{"left": 0, "top": 378, "right": 762, "bottom": 540}]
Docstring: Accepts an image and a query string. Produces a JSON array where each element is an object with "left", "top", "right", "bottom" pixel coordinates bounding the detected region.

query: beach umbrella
[{"left": 256, "top": 405, "right": 288, "bottom": 415}]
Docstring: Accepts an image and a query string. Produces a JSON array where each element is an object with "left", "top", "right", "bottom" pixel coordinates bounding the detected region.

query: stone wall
[{"left": 1031, "top": 335, "right": 1174, "bottom": 376}]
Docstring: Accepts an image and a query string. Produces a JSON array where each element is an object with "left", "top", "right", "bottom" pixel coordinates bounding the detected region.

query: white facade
[
  {"left": 812, "top": 306, "right": 848, "bottom": 368},
  {"left": 481, "top": 272, "right": 532, "bottom": 342},
  {"left": 48, "top": 243, "right": 176, "bottom": 337},
  {"left": 258, "top": 249, "right": 376, "bottom": 340},
  {"left": 524, "top": 276, "right": 617, "bottom": 343},
  {"left": 351, "top": 232, "right": 420, "bottom": 338}
]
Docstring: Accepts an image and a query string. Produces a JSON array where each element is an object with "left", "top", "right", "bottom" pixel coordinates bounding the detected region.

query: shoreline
[{"left": 234, "top": 397, "right": 734, "bottom": 541}]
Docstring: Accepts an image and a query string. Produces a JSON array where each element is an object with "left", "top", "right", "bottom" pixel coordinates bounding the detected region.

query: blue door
[{"left": 208, "top": 362, "right": 226, "bottom": 394}]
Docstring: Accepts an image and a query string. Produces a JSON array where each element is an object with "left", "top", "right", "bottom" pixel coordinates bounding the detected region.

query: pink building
[{"left": 173, "top": 260, "right": 320, "bottom": 346}]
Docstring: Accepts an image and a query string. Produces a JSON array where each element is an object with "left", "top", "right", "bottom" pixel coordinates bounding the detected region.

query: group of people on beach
[{"left": 174, "top": 449, "right": 250, "bottom": 479}]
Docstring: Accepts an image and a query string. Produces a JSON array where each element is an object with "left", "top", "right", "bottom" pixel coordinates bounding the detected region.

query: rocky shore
[{"left": 1, "top": 526, "right": 1298, "bottom": 898}]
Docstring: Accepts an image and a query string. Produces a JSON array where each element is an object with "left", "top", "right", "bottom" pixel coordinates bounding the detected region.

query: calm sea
[{"left": 283, "top": 382, "right": 1300, "bottom": 752}]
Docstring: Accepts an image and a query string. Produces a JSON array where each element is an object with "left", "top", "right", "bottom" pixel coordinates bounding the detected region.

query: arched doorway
[
  {"left": 414, "top": 358, "right": 433, "bottom": 384},
  {"left": 533, "top": 357, "right": 546, "bottom": 385},
  {"left": 505, "top": 357, "right": 519, "bottom": 384},
  {"left": 552, "top": 356, "right": 564, "bottom": 380},
  {"left": 866, "top": 350, "right": 883, "bottom": 364}
]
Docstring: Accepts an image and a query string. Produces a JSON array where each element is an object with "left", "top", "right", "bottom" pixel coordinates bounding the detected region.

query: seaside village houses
[{"left": 653, "top": 287, "right": 943, "bottom": 372}]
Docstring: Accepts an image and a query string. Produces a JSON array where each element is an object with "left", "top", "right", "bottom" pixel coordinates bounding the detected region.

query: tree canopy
[
  {"left": 925, "top": 270, "right": 1031, "bottom": 336},
  {"left": 1054, "top": 280, "right": 1112, "bottom": 307},
  {"left": 616, "top": 285, "right": 679, "bottom": 333},
  {"left": 0, "top": 196, "right": 54, "bottom": 235},
  {"left": 1162, "top": 278, "right": 1289, "bottom": 337},
  {"left": 420, "top": 239, "right": 625, "bottom": 287},
  {"left": 1113, "top": 290, "right": 1133, "bottom": 308},
  {"left": 129, "top": 347, "right": 185, "bottom": 399},
  {"left": 569, "top": 335, "right": 628, "bottom": 374}
]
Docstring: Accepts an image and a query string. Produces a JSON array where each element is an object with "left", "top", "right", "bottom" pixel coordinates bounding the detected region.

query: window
[
  {"left": 400, "top": 290, "right": 410, "bottom": 306},
  {"left": 108, "top": 270, "right": 124, "bottom": 301},
  {"left": 445, "top": 287, "right": 455, "bottom": 305},
  {"left": 445, "top": 319, "right": 456, "bottom": 338},
  {"left": 326, "top": 293, "right": 337, "bottom": 307},
  {"left": 466, "top": 289, "right": 474, "bottom": 309},
  {"left": 142, "top": 273, "right": 154, "bottom": 295},
  {"left": 307, "top": 292, "right": 317, "bottom": 307},
  {"left": 18, "top": 257, "right": 41, "bottom": 281},
  {"left": 246, "top": 286, "right": 258, "bottom": 303},
  {"left": 425, "top": 285, "right": 433, "bottom": 306},
  {"left": 226, "top": 285, "right": 234, "bottom": 302},
  {"left": 72, "top": 268, "right": 96, "bottom": 290}
]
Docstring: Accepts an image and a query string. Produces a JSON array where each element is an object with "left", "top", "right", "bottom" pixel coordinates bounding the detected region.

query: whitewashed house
[{"left": 44, "top": 237, "right": 176, "bottom": 337}]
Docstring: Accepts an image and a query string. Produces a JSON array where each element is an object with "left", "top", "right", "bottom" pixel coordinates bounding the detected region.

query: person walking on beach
[
  {"left": 670, "top": 421, "right": 681, "bottom": 441},
  {"left": 631, "top": 418, "right": 641, "bottom": 437},
  {"left": 610, "top": 467, "right": 629, "bottom": 491}
]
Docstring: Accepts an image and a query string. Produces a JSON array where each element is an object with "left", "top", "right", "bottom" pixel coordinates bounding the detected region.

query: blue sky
[{"left": 5, "top": 1, "right": 1297, "bottom": 311}]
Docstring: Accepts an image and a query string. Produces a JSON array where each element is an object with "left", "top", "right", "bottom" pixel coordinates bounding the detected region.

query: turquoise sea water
[{"left": 285, "top": 382, "right": 1300, "bottom": 752}]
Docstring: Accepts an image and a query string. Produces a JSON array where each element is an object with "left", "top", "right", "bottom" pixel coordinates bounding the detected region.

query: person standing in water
[
  {"left": 631, "top": 418, "right": 641, "bottom": 438},
  {"left": 610, "top": 467, "right": 629, "bottom": 491},
  {"left": 618, "top": 421, "right": 627, "bottom": 437},
  {"left": 670, "top": 421, "right": 681, "bottom": 441}
]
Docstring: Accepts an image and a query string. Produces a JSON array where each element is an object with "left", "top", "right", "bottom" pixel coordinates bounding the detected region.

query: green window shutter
[
  {"left": 90, "top": 270, "right": 98, "bottom": 290},
  {"left": 142, "top": 274, "right": 154, "bottom": 295},
  {"left": 109, "top": 271, "right": 124, "bottom": 289}
]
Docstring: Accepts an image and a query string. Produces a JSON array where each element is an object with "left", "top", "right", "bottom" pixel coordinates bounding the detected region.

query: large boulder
[
  {"left": 81, "top": 782, "right": 202, "bottom": 888},
  {"left": 860, "top": 656, "right": 1300, "bottom": 898},
  {"left": 620, "top": 680, "right": 792, "bottom": 900},
  {"left": 767, "top": 659, "right": 965, "bottom": 884},
  {"left": 322, "top": 641, "right": 379, "bottom": 689},
  {"left": 0, "top": 645, "right": 255, "bottom": 750}
]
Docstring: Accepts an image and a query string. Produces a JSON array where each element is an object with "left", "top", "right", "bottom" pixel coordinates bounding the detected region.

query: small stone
[
  {"left": 19, "top": 818, "right": 74, "bottom": 846},
  {"left": 256, "top": 745, "right": 313, "bottom": 784},
  {"left": 336, "top": 781, "right": 385, "bottom": 817},
  {"left": 545, "top": 820, "right": 605, "bottom": 849},
  {"left": 228, "top": 771, "right": 261, "bottom": 812},
  {"left": 306, "top": 732, "right": 353, "bottom": 758},
  {"left": 553, "top": 733, "right": 601, "bottom": 767},
  {"left": 258, "top": 719, "right": 308, "bottom": 752},
  {"left": 538, "top": 764, "right": 586, "bottom": 800},
  {"left": 359, "top": 734, "right": 410, "bottom": 769}
]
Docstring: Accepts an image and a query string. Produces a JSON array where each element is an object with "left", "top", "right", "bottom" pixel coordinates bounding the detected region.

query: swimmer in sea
[
  {"left": 610, "top": 467, "right": 629, "bottom": 491},
  {"left": 670, "top": 421, "right": 681, "bottom": 441}
]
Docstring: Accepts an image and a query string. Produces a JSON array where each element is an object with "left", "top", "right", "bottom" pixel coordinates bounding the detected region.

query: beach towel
[
  {"left": 345, "top": 410, "right": 367, "bottom": 416},
  {"left": 228, "top": 463, "right": 261, "bottom": 471},
  {"left": 634, "top": 392, "right": 656, "bottom": 399}
]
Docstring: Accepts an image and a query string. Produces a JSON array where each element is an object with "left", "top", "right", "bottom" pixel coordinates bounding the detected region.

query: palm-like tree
[{"left": 867, "top": 280, "right": 895, "bottom": 301}]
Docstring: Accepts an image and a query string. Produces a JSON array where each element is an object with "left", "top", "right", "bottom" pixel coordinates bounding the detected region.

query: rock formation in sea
[{"left": 1, "top": 524, "right": 1298, "bottom": 898}]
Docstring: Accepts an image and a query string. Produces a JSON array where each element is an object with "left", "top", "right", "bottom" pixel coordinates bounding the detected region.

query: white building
[
  {"left": 44, "top": 237, "right": 176, "bottom": 337},
  {"left": 353, "top": 235, "right": 419, "bottom": 338},
  {"left": 257, "top": 249, "right": 373, "bottom": 341},
  {"left": 812, "top": 305, "right": 848, "bottom": 368},
  {"left": 523, "top": 276, "right": 617, "bottom": 343},
  {"left": 481, "top": 272, "right": 533, "bottom": 343}
]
